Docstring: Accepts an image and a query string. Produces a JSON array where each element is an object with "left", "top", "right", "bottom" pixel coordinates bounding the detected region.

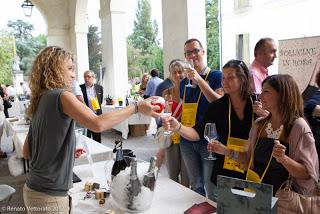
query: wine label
[{"left": 84, "top": 182, "right": 93, "bottom": 192}]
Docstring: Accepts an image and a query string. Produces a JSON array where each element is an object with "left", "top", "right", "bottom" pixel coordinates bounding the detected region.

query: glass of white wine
[
  {"left": 184, "top": 59, "right": 196, "bottom": 88},
  {"left": 204, "top": 123, "right": 219, "bottom": 161}
]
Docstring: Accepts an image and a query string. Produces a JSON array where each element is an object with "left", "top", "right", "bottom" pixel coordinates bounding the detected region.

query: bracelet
[
  {"left": 133, "top": 101, "right": 139, "bottom": 114},
  {"left": 175, "top": 122, "right": 182, "bottom": 132},
  {"left": 228, "top": 150, "right": 238, "bottom": 160}
]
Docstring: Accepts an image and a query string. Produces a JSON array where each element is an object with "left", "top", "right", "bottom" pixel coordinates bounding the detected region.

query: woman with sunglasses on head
[
  {"left": 209, "top": 74, "right": 319, "bottom": 195},
  {"left": 164, "top": 60, "right": 263, "bottom": 194},
  {"left": 22, "top": 46, "right": 159, "bottom": 214}
]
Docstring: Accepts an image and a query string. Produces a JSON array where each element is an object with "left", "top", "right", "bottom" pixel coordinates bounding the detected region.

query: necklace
[{"left": 265, "top": 122, "right": 283, "bottom": 139}]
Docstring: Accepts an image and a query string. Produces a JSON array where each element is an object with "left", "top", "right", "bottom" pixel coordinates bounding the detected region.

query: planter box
[{"left": 129, "top": 124, "right": 147, "bottom": 137}]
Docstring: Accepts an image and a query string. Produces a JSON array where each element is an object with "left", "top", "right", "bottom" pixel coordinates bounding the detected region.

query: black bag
[{"left": 3, "top": 99, "right": 12, "bottom": 109}]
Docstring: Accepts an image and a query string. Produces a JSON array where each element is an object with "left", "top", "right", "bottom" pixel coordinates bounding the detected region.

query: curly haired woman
[{"left": 22, "top": 46, "right": 159, "bottom": 214}]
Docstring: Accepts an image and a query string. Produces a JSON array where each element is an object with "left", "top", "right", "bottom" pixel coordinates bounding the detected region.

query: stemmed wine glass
[
  {"left": 185, "top": 59, "right": 196, "bottom": 88},
  {"left": 204, "top": 123, "right": 219, "bottom": 161},
  {"left": 162, "top": 94, "right": 172, "bottom": 136}
]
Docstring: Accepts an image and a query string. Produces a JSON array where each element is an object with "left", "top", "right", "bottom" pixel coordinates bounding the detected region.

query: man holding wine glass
[{"left": 178, "top": 38, "right": 223, "bottom": 201}]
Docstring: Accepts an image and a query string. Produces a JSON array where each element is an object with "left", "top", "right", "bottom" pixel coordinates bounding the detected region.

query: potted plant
[{"left": 106, "top": 95, "right": 113, "bottom": 105}]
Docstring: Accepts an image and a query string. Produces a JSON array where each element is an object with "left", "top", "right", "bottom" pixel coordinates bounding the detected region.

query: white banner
[{"left": 278, "top": 36, "right": 320, "bottom": 92}]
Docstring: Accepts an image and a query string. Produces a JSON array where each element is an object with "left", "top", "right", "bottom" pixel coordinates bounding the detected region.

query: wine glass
[
  {"left": 204, "top": 123, "right": 219, "bottom": 161},
  {"left": 162, "top": 94, "right": 172, "bottom": 136},
  {"left": 184, "top": 59, "right": 196, "bottom": 88}
]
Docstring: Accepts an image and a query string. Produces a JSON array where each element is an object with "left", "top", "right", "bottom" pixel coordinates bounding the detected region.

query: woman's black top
[
  {"left": 253, "top": 137, "right": 289, "bottom": 195},
  {"left": 194, "top": 95, "right": 257, "bottom": 184}
]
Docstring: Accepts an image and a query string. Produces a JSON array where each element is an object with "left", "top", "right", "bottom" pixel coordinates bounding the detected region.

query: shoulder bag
[
  {"left": 275, "top": 177, "right": 320, "bottom": 214},
  {"left": 275, "top": 133, "right": 320, "bottom": 214}
]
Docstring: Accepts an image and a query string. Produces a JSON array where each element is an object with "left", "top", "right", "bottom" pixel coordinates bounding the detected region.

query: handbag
[
  {"left": 155, "top": 127, "right": 172, "bottom": 149},
  {"left": 275, "top": 177, "right": 320, "bottom": 214},
  {"left": 3, "top": 99, "right": 12, "bottom": 109}
]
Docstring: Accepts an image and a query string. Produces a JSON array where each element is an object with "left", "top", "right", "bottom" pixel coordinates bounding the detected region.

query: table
[
  {"left": 7, "top": 100, "right": 29, "bottom": 118},
  {"left": 101, "top": 105, "right": 152, "bottom": 139},
  {"left": 70, "top": 161, "right": 216, "bottom": 214},
  {"left": 11, "top": 130, "right": 112, "bottom": 165},
  {"left": 2, "top": 118, "right": 113, "bottom": 164}
]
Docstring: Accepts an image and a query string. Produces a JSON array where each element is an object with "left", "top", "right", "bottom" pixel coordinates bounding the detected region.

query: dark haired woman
[
  {"left": 164, "top": 60, "right": 262, "bottom": 197},
  {"left": 210, "top": 74, "right": 319, "bottom": 195}
]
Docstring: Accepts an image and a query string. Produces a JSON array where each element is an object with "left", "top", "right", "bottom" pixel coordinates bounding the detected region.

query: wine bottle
[
  {"left": 142, "top": 156, "right": 157, "bottom": 191},
  {"left": 125, "top": 95, "right": 129, "bottom": 106},
  {"left": 127, "top": 158, "right": 141, "bottom": 209},
  {"left": 111, "top": 140, "right": 127, "bottom": 179}
]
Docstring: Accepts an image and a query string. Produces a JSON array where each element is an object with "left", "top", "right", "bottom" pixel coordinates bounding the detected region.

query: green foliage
[
  {"left": 128, "top": 0, "right": 159, "bottom": 52},
  {"left": 206, "top": 0, "right": 220, "bottom": 70},
  {"left": 127, "top": 42, "right": 143, "bottom": 79},
  {"left": 87, "top": 25, "right": 102, "bottom": 80},
  {"left": 0, "top": 35, "right": 14, "bottom": 85},
  {"left": 7, "top": 20, "right": 47, "bottom": 76},
  {"left": 7, "top": 20, "right": 33, "bottom": 40},
  {"left": 127, "top": 0, "right": 163, "bottom": 78}
]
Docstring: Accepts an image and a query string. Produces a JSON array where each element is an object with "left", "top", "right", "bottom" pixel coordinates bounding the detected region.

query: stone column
[
  {"left": 72, "top": 24, "right": 89, "bottom": 84},
  {"left": 100, "top": 0, "right": 129, "bottom": 98},
  {"left": 162, "top": 0, "right": 207, "bottom": 77}
]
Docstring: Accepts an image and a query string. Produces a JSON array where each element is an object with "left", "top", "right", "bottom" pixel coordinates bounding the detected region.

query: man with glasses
[
  {"left": 180, "top": 38, "right": 223, "bottom": 201},
  {"left": 80, "top": 70, "right": 103, "bottom": 143},
  {"left": 249, "top": 38, "right": 277, "bottom": 94}
]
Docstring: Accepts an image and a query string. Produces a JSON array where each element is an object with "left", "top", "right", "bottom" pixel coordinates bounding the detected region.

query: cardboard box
[{"left": 129, "top": 124, "right": 147, "bottom": 137}]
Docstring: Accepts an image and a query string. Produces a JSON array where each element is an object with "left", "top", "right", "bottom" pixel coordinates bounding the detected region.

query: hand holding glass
[
  {"left": 185, "top": 59, "right": 196, "bottom": 88},
  {"left": 162, "top": 95, "right": 172, "bottom": 136},
  {"left": 204, "top": 123, "right": 219, "bottom": 160}
]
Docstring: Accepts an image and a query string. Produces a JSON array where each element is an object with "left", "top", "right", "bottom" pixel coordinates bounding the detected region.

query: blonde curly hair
[{"left": 27, "top": 46, "right": 74, "bottom": 117}]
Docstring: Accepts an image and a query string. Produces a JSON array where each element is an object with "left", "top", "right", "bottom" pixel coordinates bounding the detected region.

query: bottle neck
[
  {"left": 147, "top": 158, "right": 156, "bottom": 173},
  {"left": 115, "top": 148, "right": 124, "bottom": 161},
  {"left": 130, "top": 161, "right": 138, "bottom": 179}
]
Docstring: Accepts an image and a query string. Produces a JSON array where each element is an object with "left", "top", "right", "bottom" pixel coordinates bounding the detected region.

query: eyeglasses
[
  {"left": 184, "top": 48, "right": 201, "bottom": 57},
  {"left": 84, "top": 75, "right": 93, "bottom": 78}
]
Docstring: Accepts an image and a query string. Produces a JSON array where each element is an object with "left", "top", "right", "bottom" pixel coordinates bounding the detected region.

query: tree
[
  {"left": 87, "top": 25, "right": 102, "bottom": 80},
  {"left": 7, "top": 20, "right": 33, "bottom": 40},
  {"left": 0, "top": 34, "right": 14, "bottom": 85},
  {"left": 206, "top": 0, "right": 220, "bottom": 70},
  {"left": 129, "top": 0, "right": 158, "bottom": 53},
  {"left": 7, "top": 20, "right": 47, "bottom": 75},
  {"left": 127, "top": 0, "right": 163, "bottom": 77}
]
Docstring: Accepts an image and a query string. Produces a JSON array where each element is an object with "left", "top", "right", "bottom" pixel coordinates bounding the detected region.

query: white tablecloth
[
  {"left": 3, "top": 118, "right": 113, "bottom": 163},
  {"left": 8, "top": 100, "right": 29, "bottom": 118},
  {"left": 70, "top": 161, "right": 216, "bottom": 214},
  {"left": 101, "top": 105, "right": 152, "bottom": 139},
  {"left": 13, "top": 133, "right": 112, "bottom": 164}
]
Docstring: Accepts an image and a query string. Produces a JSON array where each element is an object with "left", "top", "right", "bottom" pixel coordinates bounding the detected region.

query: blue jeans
[{"left": 180, "top": 142, "right": 217, "bottom": 201}]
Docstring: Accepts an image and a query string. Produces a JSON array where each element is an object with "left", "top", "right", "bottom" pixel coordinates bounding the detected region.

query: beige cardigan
[{"left": 247, "top": 117, "right": 319, "bottom": 195}]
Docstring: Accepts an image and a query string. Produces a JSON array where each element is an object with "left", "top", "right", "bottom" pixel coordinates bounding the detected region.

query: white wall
[{"left": 220, "top": 0, "right": 320, "bottom": 75}]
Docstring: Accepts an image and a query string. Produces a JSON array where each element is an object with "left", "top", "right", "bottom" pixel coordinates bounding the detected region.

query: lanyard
[{"left": 247, "top": 119, "right": 282, "bottom": 182}]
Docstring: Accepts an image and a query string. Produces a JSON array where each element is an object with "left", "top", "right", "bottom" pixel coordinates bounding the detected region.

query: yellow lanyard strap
[
  {"left": 227, "top": 97, "right": 254, "bottom": 139},
  {"left": 247, "top": 120, "right": 281, "bottom": 182}
]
